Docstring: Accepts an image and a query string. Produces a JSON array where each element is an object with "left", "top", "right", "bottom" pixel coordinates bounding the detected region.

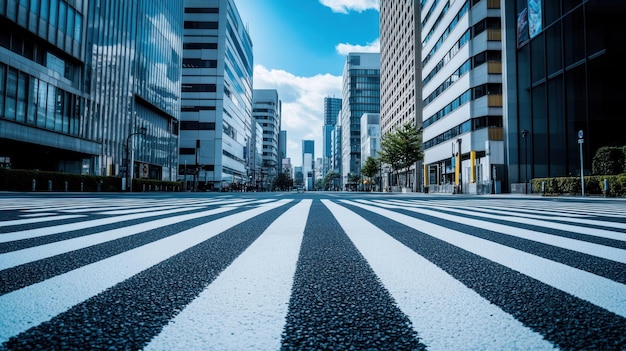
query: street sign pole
[{"left": 578, "top": 130, "right": 584, "bottom": 196}]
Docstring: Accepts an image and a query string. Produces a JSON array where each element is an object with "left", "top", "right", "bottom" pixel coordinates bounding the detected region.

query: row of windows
[
  {"left": 423, "top": 50, "right": 501, "bottom": 106},
  {"left": 181, "top": 105, "right": 215, "bottom": 112},
  {"left": 423, "top": 0, "right": 450, "bottom": 47},
  {"left": 423, "top": 0, "right": 470, "bottom": 66},
  {"left": 423, "top": 83, "right": 502, "bottom": 127},
  {"left": 2, "top": 0, "right": 84, "bottom": 45},
  {"left": 423, "top": 29, "right": 470, "bottom": 86},
  {"left": 181, "top": 84, "right": 216, "bottom": 93},
  {"left": 183, "top": 42, "right": 217, "bottom": 50},
  {"left": 0, "top": 63, "right": 80, "bottom": 136},
  {"left": 184, "top": 7, "right": 218, "bottom": 13},
  {"left": 424, "top": 116, "right": 503, "bottom": 150},
  {"left": 0, "top": 24, "right": 79, "bottom": 83},
  {"left": 179, "top": 121, "right": 215, "bottom": 130},
  {"left": 182, "top": 59, "right": 217, "bottom": 68},
  {"left": 422, "top": 0, "right": 441, "bottom": 29},
  {"left": 184, "top": 21, "right": 218, "bottom": 30}
]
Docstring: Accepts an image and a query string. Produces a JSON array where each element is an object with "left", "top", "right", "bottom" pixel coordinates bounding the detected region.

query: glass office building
[
  {"left": 0, "top": 0, "right": 183, "bottom": 181},
  {"left": 180, "top": 0, "right": 253, "bottom": 191},
  {"left": 503, "top": 0, "right": 626, "bottom": 190},
  {"left": 322, "top": 97, "right": 341, "bottom": 176},
  {"left": 340, "top": 53, "right": 380, "bottom": 186}
]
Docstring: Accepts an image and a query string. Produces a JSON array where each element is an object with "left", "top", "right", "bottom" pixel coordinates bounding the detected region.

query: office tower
[
  {"left": 502, "top": 0, "right": 626, "bottom": 192},
  {"left": 322, "top": 97, "right": 341, "bottom": 176},
  {"left": 0, "top": 0, "right": 183, "bottom": 183},
  {"left": 379, "top": 0, "right": 421, "bottom": 135},
  {"left": 279, "top": 130, "right": 287, "bottom": 162},
  {"left": 181, "top": 0, "right": 253, "bottom": 191},
  {"left": 340, "top": 53, "right": 380, "bottom": 188},
  {"left": 360, "top": 113, "right": 380, "bottom": 160},
  {"left": 418, "top": 0, "right": 505, "bottom": 194},
  {"left": 302, "top": 139, "right": 314, "bottom": 190},
  {"left": 250, "top": 121, "right": 263, "bottom": 188},
  {"left": 253, "top": 89, "right": 281, "bottom": 185}
]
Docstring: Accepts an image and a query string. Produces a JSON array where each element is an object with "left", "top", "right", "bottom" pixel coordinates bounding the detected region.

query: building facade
[
  {"left": 252, "top": 89, "right": 281, "bottom": 186},
  {"left": 340, "top": 53, "right": 380, "bottom": 188},
  {"left": 419, "top": 0, "right": 505, "bottom": 194},
  {"left": 502, "top": 0, "right": 626, "bottom": 192},
  {"left": 360, "top": 113, "right": 380, "bottom": 161},
  {"left": 322, "top": 96, "right": 341, "bottom": 177},
  {"left": 180, "top": 0, "right": 253, "bottom": 191},
  {"left": 0, "top": 0, "right": 183, "bottom": 184},
  {"left": 302, "top": 139, "right": 314, "bottom": 190}
]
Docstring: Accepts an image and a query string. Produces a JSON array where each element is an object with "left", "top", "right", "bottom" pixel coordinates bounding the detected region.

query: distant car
[{"left": 292, "top": 186, "right": 304, "bottom": 193}]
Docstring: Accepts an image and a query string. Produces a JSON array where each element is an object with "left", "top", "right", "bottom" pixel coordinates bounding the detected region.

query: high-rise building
[
  {"left": 0, "top": 0, "right": 183, "bottom": 184},
  {"left": 279, "top": 130, "right": 287, "bottom": 163},
  {"left": 180, "top": 0, "right": 253, "bottom": 191},
  {"left": 502, "top": 0, "right": 626, "bottom": 193},
  {"left": 322, "top": 97, "right": 341, "bottom": 177},
  {"left": 340, "top": 53, "right": 380, "bottom": 188},
  {"left": 253, "top": 89, "right": 281, "bottom": 183},
  {"left": 302, "top": 139, "right": 314, "bottom": 190},
  {"left": 360, "top": 113, "right": 380, "bottom": 161},
  {"left": 379, "top": 1, "right": 421, "bottom": 136},
  {"left": 419, "top": 0, "right": 505, "bottom": 194}
]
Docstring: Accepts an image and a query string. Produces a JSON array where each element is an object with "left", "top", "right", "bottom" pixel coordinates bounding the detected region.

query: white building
[
  {"left": 180, "top": 0, "right": 253, "bottom": 191},
  {"left": 360, "top": 113, "right": 380, "bottom": 160},
  {"left": 252, "top": 89, "right": 282, "bottom": 188},
  {"left": 419, "top": 0, "right": 504, "bottom": 194}
]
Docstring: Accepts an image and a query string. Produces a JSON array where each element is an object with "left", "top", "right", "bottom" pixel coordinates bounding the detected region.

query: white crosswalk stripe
[{"left": 0, "top": 195, "right": 624, "bottom": 350}]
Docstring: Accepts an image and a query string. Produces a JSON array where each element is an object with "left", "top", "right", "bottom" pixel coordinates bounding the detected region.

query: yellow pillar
[
  {"left": 470, "top": 151, "right": 476, "bottom": 183},
  {"left": 424, "top": 163, "right": 429, "bottom": 188}
]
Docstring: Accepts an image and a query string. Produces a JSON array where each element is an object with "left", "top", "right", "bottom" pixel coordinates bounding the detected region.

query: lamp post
[
  {"left": 126, "top": 126, "right": 147, "bottom": 192},
  {"left": 521, "top": 129, "right": 529, "bottom": 194}
]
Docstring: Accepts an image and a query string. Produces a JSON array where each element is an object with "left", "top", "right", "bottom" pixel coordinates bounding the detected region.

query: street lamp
[
  {"left": 521, "top": 129, "right": 529, "bottom": 194},
  {"left": 126, "top": 126, "right": 147, "bottom": 192}
]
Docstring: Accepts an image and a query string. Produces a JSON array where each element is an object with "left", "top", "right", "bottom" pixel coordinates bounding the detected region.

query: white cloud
[
  {"left": 253, "top": 65, "right": 342, "bottom": 166},
  {"left": 319, "top": 0, "right": 379, "bottom": 14},
  {"left": 335, "top": 38, "right": 380, "bottom": 55}
]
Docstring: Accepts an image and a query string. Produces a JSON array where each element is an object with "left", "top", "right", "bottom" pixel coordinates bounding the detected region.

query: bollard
[
  {"left": 48, "top": 180, "right": 52, "bottom": 191},
  {"left": 97, "top": 180, "right": 102, "bottom": 192},
  {"left": 64, "top": 181, "right": 68, "bottom": 192},
  {"left": 32, "top": 179, "right": 36, "bottom": 191},
  {"left": 541, "top": 181, "right": 545, "bottom": 194},
  {"left": 604, "top": 179, "right": 609, "bottom": 197},
  {"left": 80, "top": 182, "right": 84, "bottom": 192}
]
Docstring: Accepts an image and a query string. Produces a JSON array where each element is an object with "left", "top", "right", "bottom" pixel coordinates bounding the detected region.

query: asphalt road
[{"left": 0, "top": 191, "right": 625, "bottom": 350}]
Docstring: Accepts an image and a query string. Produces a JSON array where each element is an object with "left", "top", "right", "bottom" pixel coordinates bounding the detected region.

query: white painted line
[
  {"left": 323, "top": 200, "right": 555, "bottom": 351},
  {"left": 0, "top": 207, "right": 235, "bottom": 270},
  {"left": 373, "top": 199, "right": 626, "bottom": 241},
  {"left": 145, "top": 200, "right": 310, "bottom": 351},
  {"left": 369, "top": 200, "right": 626, "bottom": 263},
  {"left": 343, "top": 200, "right": 626, "bottom": 318},
  {"left": 0, "top": 207, "right": 205, "bottom": 243},
  {"left": 0, "top": 199, "right": 291, "bottom": 344},
  {"left": 0, "top": 215, "right": 86, "bottom": 227}
]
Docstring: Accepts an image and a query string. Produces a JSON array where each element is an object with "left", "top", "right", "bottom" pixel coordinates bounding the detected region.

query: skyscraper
[
  {"left": 323, "top": 97, "right": 341, "bottom": 177},
  {"left": 0, "top": 0, "right": 183, "bottom": 183},
  {"left": 340, "top": 53, "right": 380, "bottom": 188},
  {"left": 302, "top": 139, "right": 314, "bottom": 190},
  {"left": 180, "top": 0, "right": 253, "bottom": 191},
  {"left": 253, "top": 89, "right": 281, "bottom": 181}
]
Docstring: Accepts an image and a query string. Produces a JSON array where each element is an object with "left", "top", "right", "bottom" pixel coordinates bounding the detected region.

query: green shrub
[{"left": 592, "top": 146, "right": 625, "bottom": 175}]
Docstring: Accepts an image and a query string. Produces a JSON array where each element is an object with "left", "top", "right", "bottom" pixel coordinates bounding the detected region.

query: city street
[{"left": 0, "top": 192, "right": 625, "bottom": 350}]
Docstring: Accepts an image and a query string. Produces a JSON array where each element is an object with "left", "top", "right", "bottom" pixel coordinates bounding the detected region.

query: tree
[
  {"left": 361, "top": 156, "right": 380, "bottom": 191},
  {"left": 323, "top": 171, "right": 341, "bottom": 190},
  {"left": 378, "top": 122, "right": 423, "bottom": 188},
  {"left": 592, "top": 146, "right": 626, "bottom": 175},
  {"left": 272, "top": 171, "right": 293, "bottom": 191}
]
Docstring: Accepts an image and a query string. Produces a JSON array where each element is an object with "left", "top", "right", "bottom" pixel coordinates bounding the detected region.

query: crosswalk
[{"left": 0, "top": 195, "right": 625, "bottom": 350}]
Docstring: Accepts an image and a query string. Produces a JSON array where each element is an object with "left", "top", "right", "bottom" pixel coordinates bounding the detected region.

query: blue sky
[{"left": 235, "top": 0, "right": 380, "bottom": 166}]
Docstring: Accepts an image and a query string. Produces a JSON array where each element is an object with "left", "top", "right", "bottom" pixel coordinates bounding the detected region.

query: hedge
[
  {"left": 0, "top": 168, "right": 182, "bottom": 192},
  {"left": 532, "top": 174, "right": 626, "bottom": 197}
]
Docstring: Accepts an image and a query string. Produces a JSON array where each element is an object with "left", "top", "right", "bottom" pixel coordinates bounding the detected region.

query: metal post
[
  {"left": 521, "top": 129, "right": 529, "bottom": 194},
  {"left": 579, "top": 139, "right": 585, "bottom": 196},
  {"left": 126, "top": 127, "right": 147, "bottom": 192}
]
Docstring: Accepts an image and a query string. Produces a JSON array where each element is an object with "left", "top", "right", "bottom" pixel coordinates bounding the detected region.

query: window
[
  {"left": 181, "top": 84, "right": 216, "bottom": 92},
  {"left": 180, "top": 121, "right": 216, "bottom": 130},
  {"left": 4, "top": 68, "right": 18, "bottom": 120},
  {"left": 182, "top": 59, "right": 217, "bottom": 68},
  {"left": 185, "top": 7, "right": 219, "bottom": 13},
  {"left": 183, "top": 42, "right": 217, "bottom": 50},
  {"left": 184, "top": 21, "right": 218, "bottom": 29}
]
